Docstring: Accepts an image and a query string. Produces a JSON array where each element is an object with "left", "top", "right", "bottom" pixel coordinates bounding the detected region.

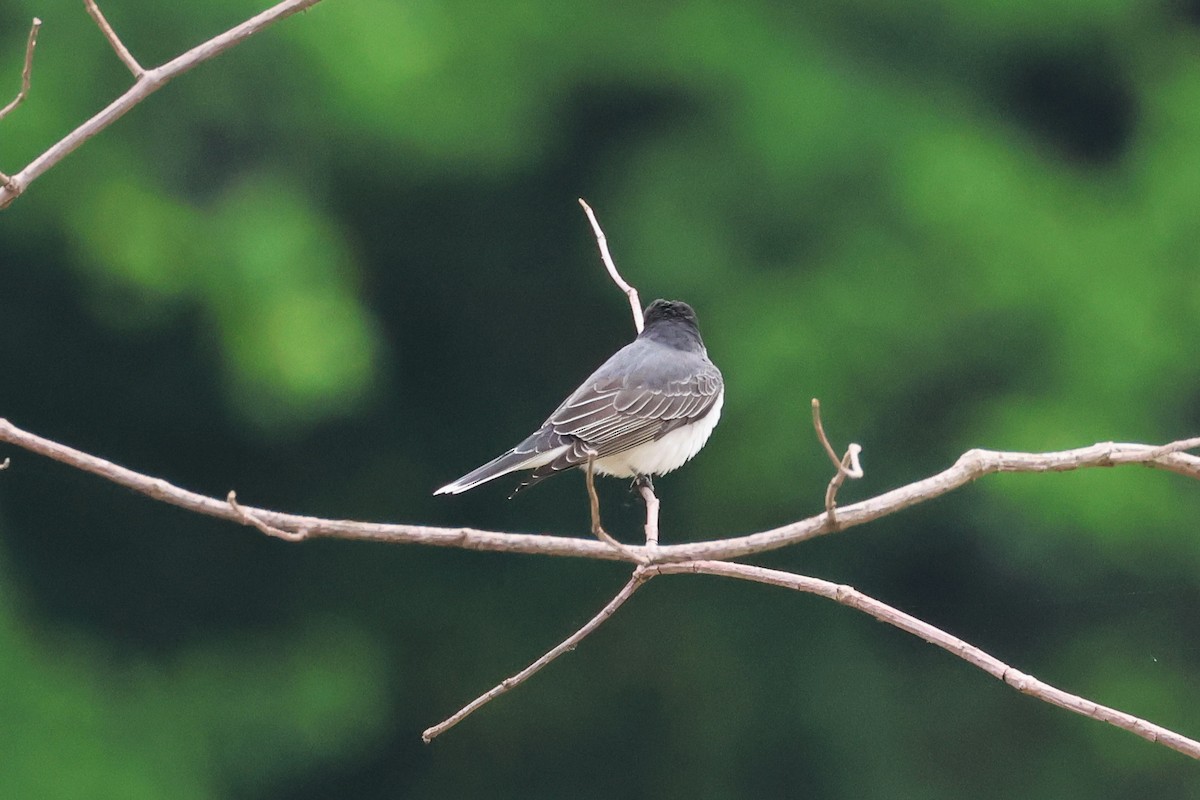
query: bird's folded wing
[
  {"left": 547, "top": 364, "right": 723, "bottom": 459},
  {"left": 508, "top": 365, "right": 721, "bottom": 494}
]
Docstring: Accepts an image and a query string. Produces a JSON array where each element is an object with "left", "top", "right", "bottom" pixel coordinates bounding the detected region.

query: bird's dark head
[
  {"left": 640, "top": 299, "right": 705, "bottom": 350},
  {"left": 643, "top": 299, "right": 699, "bottom": 330}
]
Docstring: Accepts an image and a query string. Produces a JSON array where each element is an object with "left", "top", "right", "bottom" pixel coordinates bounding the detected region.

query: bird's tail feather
[{"left": 433, "top": 449, "right": 540, "bottom": 495}]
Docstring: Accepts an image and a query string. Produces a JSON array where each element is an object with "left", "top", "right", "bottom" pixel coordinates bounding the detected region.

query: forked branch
[
  {"left": 0, "top": 0, "right": 324, "bottom": 209},
  {"left": 5, "top": 415, "right": 1199, "bottom": 753},
  {"left": 2, "top": 196, "right": 1198, "bottom": 755}
]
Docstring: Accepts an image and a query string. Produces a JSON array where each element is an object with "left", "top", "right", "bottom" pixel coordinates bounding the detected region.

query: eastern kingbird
[{"left": 435, "top": 299, "right": 723, "bottom": 496}]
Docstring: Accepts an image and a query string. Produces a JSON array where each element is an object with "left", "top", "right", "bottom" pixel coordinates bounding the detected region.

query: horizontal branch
[
  {"left": 0, "top": 417, "right": 621, "bottom": 558},
  {"left": 2, "top": 417, "right": 1197, "bottom": 565},
  {"left": 653, "top": 560, "right": 1200, "bottom": 760},
  {"left": 667, "top": 437, "right": 1200, "bottom": 561},
  {"left": 0, "top": 0, "right": 323, "bottom": 209}
]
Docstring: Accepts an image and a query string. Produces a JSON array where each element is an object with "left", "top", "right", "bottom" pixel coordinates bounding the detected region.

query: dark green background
[{"left": 2, "top": 0, "right": 1199, "bottom": 797}]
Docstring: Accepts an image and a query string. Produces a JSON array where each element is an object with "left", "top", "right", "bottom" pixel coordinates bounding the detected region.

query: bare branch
[
  {"left": 423, "top": 568, "right": 651, "bottom": 742},
  {"left": 652, "top": 559, "right": 1200, "bottom": 760},
  {"left": 0, "top": 17, "right": 41, "bottom": 123},
  {"left": 84, "top": 0, "right": 145, "bottom": 78},
  {"left": 2, "top": 23, "right": 1192, "bottom": 760},
  {"left": 667, "top": 436, "right": 1200, "bottom": 562},
  {"left": 0, "top": 0, "right": 324, "bottom": 210},
  {"left": 3, "top": 417, "right": 1200, "bottom": 565},
  {"left": 4, "top": 415, "right": 1200, "bottom": 751},
  {"left": 0, "top": 416, "right": 630, "bottom": 560},
  {"left": 578, "top": 198, "right": 643, "bottom": 333},
  {"left": 227, "top": 490, "right": 307, "bottom": 541}
]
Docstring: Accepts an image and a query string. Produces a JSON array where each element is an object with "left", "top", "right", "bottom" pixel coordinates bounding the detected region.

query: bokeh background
[{"left": 2, "top": 0, "right": 1200, "bottom": 797}]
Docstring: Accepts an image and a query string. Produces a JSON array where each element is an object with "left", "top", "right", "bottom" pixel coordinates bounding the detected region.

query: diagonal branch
[
  {"left": 651, "top": 559, "right": 1200, "bottom": 760},
  {"left": 0, "top": 0, "right": 324, "bottom": 210},
  {"left": 85, "top": 0, "right": 145, "bottom": 78},
  {"left": 423, "top": 567, "right": 651, "bottom": 742},
  {"left": 0, "top": 17, "right": 41, "bottom": 124}
]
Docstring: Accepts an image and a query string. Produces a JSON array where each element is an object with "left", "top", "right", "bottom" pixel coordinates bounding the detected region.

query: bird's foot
[{"left": 630, "top": 474, "right": 655, "bottom": 494}]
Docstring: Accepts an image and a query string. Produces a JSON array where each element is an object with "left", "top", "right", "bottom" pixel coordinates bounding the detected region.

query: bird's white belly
[{"left": 593, "top": 390, "right": 724, "bottom": 478}]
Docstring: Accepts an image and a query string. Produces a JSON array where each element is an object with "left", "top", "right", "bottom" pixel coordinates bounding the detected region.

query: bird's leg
[
  {"left": 585, "top": 451, "right": 639, "bottom": 560},
  {"left": 633, "top": 474, "right": 660, "bottom": 549},
  {"left": 585, "top": 451, "right": 604, "bottom": 535}
]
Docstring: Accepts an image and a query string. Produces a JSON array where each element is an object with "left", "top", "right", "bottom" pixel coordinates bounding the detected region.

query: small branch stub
[
  {"left": 227, "top": 490, "right": 306, "bottom": 541},
  {"left": 0, "top": 17, "right": 42, "bottom": 123}
]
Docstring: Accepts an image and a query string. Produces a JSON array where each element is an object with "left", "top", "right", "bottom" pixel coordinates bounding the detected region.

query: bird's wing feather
[
  {"left": 510, "top": 360, "right": 722, "bottom": 493},
  {"left": 549, "top": 362, "right": 723, "bottom": 459}
]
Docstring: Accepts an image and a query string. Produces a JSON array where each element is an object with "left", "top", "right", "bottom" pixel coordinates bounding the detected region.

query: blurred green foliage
[{"left": 2, "top": 0, "right": 1200, "bottom": 796}]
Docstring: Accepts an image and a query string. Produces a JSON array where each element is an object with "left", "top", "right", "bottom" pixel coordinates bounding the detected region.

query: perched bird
[{"left": 435, "top": 299, "right": 723, "bottom": 496}]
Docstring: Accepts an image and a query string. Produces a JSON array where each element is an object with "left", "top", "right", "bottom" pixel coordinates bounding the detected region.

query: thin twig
[
  {"left": 811, "top": 398, "right": 845, "bottom": 474},
  {"left": 579, "top": 198, "right": 643, "bottom": 333},
  {"left": 585, "top": 452, "right": 642, "bottom": 561},
  {"left": 0, "top": 0, "right": 324, "bottom": 210},
  {"left": 0, "top": 17, "right": 41, "bottom": 123},
  {"left": 812, "top": 398, "right": 864, "bottom": 523},
  {"left": 84, "top": 0, "right": 145, "bottom": 78},
  {"left": 227, "top": 490, "right": 307, "bottom": 541},
  {"left": 811, "top": 398, "right": 863, "bottom": 479},
  {"left": 3, "top": 417, "right": 1200, "bottom": 564},
  {"left": 652, "top": 559, "right": 1200, "bottom": 761},
  {"left": 423, "top": 568, "right": 651, "bottom": 742}
]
